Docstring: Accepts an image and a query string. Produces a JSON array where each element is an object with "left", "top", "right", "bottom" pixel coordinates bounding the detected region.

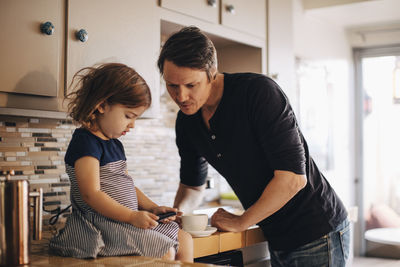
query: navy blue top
[
  {"left": 175, "top": 73, "right": 348, "bottom": 250},
  {"left": 50, "top": 128, "right": 180, "bottom": 258},
  {"left": 65, "top": 128, "right": 126, "bottom": 167}
]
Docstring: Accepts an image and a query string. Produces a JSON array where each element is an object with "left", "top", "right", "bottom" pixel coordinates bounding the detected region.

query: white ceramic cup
[{"left": 181, "top": 214, "right": 208, "bottom": 231}]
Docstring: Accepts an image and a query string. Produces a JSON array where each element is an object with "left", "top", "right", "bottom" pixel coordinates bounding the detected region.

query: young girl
[{"left": 49, "top": 63, "right": 193, "bottom": 262}]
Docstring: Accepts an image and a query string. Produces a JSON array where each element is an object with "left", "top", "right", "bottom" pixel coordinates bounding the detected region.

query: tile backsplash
[{"left": 0, "top": 94, "right": 221, "bottom": 227}]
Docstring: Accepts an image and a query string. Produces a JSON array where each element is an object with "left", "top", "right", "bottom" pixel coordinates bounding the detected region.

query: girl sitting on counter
[{"left": 49, "top": 63, "right": 193, "bottom": 262}]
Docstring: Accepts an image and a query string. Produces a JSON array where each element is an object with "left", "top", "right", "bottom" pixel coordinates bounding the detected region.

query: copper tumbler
[{"left": 0, "top": 172, "right": 42, "bottom": 266}]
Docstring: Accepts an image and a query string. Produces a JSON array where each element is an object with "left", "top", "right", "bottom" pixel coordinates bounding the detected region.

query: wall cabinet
[
  {"left": 0, "top": 0, "right": 160, "bottom": 117},
  {"left": 160, "top": 0, "right": 266, "bottom": 38},
  {"left": 221, "top": 0, "right": 266, "bottom": 38},
  {"left": 66, "top": 0, "right": 160, "bottom": 117},
  {"left": 0, "top": 0, "right": 266, "bottom": 118},
  {"left": 159, "top": 0, "right": 267, "bottom": 78},
  {"left": 0, "top": 0, "right": 63, "bottom": 97},
  {"left": 160, "top": 0, "right": 219, "bottom": 24}
]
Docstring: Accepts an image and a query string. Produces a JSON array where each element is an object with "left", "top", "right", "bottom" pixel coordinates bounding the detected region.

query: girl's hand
[
  {"left": 150, "top": 206, "right": 181, "bottom": 223},
  {"left": 129, "top": 211, "right": 159, "bottom": 229}
]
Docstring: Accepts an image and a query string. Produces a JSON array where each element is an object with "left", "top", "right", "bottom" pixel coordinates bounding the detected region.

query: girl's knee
[
  {"left": 162, "top": 247, "right": 175, "bottom": 261},
  {"left": 178, "top": 229, "right": 192, "bottom": 243},
  {"left": 176, "top": 229, "right": 193, "bottom": 262}
]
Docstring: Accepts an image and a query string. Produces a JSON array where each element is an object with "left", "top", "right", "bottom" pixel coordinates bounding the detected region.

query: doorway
[{"left": 354, "top": 45, "right": 400, "bottom": 256}]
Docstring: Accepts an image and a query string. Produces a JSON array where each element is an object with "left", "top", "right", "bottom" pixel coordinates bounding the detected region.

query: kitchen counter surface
[
  {"left": 29, "top": 202, "right": 267, "bottom": 266},
  {"left": 190, "top": 203, "right": 266, "bottom": 257},
  {"left": 29, "top": 225, "right": 266, "bottom": 266},
  {"left": 30, "top": 231, "right": 216, "bottom": 266},
  {"left": 192, "top": 225, "right": 266, "bottom": 258}
]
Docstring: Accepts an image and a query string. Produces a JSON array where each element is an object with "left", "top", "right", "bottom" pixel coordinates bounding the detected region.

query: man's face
[{"left": 163, "top": 60, "right": 213, "bottom": 115}]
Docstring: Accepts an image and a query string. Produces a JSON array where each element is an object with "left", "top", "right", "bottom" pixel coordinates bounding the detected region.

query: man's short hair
[{"left": 158, "top": 26, "right": 218, "bottom": 81}]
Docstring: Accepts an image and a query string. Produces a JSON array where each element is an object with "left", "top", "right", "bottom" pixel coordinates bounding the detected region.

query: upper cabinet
[
  {"left": 221, "top": 0, "right": 266, "bottom": 38},
  {"left": 159, "top": 0, "right": 266, "bottom": 39},
  {"left": 0, "top": 0, "right": 160, "bottom": 117},
  {"left": 0, "top": 0, "right": 63, "bottom": 97},
  {"left": 66, "top": 0, "right": 160, "bottom": 117},
  {"left": 160, "top": 0, "right": 219, "bottom": 24},
  {"left": 0, "top": 0, "right": 266, "bottom": 117}
]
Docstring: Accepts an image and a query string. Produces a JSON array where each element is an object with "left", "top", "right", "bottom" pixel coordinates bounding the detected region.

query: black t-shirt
[{"left": 175, "top": 72, "right": 347, "bottom": 251}]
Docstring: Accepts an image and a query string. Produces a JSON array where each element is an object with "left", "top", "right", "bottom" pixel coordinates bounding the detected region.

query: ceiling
[{"left": 303, "top": 0, "right": 400, "bottom": 29}]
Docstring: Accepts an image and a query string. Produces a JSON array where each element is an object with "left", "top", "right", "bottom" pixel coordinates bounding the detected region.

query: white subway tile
[
  {"left": 18, "top": 128, "right": 50, "bottom": 133},
  {"left": 29, "top": 178, "right": 60, "bottom": 184}
]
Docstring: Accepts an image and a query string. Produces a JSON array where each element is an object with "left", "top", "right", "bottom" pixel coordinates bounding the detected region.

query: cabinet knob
[
  {"left": 40, "top": 21, "right": 55, "bottom": 35},
  {"left": 207, "top": 0, "right": 217, "bottom": 7},
  {"left": 76, "top": 29, "right": 88, "bottom": 42},
  {"left": 226, "top": 4, "right": 235, "bottom": 14}
]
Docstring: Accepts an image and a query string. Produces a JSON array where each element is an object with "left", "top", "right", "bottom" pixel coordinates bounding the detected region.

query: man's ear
[{"left": 210, "top": 67, "right": 218, "bottom": 81}]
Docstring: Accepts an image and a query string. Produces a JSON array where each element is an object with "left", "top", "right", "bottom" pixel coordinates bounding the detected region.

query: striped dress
[{"left": 49, "top": 128, "right": 179, "bottom": 259}]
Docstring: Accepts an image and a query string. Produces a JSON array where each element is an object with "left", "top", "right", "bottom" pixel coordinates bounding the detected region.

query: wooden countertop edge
[
  {"left": 192, "top": 226, "right": 267, "bottom": 258},
  {"left": 31, "top": 253, "right": 217, "bottom": 266},
  {"left": 30, "top": 225, "right": 266, "bottom": 265}
]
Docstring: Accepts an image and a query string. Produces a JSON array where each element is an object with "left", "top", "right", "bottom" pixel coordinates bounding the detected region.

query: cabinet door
[
  {"left": 0, "top": 0, "right": 62, "bottom": 96},
  {"left": 160, "top": 0, "right": 219, "bottom": 24},
  {"left": 67, "top": 0, "right": 160, "bottom": 117},
  {"left": 221, "top": 0, "right": 266, "bottom": 38}
]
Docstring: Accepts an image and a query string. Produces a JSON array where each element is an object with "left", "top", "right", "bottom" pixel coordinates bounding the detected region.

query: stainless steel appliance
[{"left": 0, "top": 171, "right": 43, "bottom": 266}]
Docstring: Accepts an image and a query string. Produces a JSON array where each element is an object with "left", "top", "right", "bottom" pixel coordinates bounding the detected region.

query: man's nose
[{"left": 176, "top": 87, "right": 189, "bottom": 102}]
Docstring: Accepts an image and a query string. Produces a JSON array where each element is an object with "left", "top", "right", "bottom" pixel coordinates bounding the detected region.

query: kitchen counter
[
  {"left": 29, "top": 231, "right": 215, "bottom": 267},
  {"left": 28, "top": 202, "right": 267, "bottom": 266},
  {"left": 29, "top": 226, "right": 266, "bottom": 266},
  {"left": 192, "top": 226, "right": 266, "bottom": 258},
  {"left": 189, "top": 203, "right": 266, "bottom": 257}
]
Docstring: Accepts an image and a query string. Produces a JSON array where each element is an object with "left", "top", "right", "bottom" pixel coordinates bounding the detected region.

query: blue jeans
[{"left": 269, "top": 219, "right": 350, "bottom": 267}]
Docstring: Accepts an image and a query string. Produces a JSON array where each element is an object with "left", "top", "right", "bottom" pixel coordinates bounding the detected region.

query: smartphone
[{"left": 156, "top": 211, "right": 177, "bottom": 222}]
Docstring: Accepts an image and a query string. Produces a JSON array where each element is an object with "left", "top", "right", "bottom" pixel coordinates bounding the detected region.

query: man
[{"left": 158, "top": 26, "right": 350, "bottom": 266}]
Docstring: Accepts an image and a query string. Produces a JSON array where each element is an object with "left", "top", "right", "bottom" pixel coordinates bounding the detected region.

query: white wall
[
  {"left": 268, "top": 0, "right": 355, "bottom": 207},
  {"left": 268, "top": 0, "right": 296, "bottom": 103},
  {"left": 269, "top": 0, "right": 400, "bottom": 257},
  {"left": 290, "top": 0, "right": 359, "bottom": 257},
  {"left": 291, "top": 0, "right": 355, "bottom": 208}
]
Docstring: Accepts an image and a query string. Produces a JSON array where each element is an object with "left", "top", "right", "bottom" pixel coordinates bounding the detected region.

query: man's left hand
[{"left": 210, "top": 208, "right": 248, "bottom": 232}]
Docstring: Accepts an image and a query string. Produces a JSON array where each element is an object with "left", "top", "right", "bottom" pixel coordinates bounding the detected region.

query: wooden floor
[{"left": 352, "top": 257, "right": 400, "bottom": 267}]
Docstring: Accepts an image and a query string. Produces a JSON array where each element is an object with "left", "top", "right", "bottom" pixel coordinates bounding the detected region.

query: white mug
[{"left": 181, "top": 214, "right": 208, "bottom": 231}]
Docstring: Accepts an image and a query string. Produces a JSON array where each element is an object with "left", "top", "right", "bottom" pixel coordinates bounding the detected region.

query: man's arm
[
  {"left": 211, "top": 170, "right": 307, "bottom": 232},
  {"left": 173, "top": 182, "right": 206, "bottom": 214}
]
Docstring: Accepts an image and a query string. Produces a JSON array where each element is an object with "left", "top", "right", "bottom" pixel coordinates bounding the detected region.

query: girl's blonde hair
[{"left": 66, "top": 63, "right": 151, "bottom": 129}]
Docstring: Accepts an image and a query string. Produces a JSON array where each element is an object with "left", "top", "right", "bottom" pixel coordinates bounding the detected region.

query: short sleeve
[
  {"left": 247, "top": 77, "right": 306, "bottom": 174},
  {"left": 65, "top": 133, "right": 103, "bottom": 166},
  {"left": 176, "top": 112, "right": 208, "bottom": 186}
]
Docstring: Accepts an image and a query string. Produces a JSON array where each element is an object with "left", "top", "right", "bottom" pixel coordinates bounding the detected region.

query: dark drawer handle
[
  {"left": 76, "top": 29, "right": 88, "bottom": 42},
  {"left": 40, "top": 21, "right": 55, "bottom": 35},
  {"left": 226, "top": 4, "right": 235, "bottom": 14},
  {"left": 207, "top": 0, "right": 217, "bottom": 7}
]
